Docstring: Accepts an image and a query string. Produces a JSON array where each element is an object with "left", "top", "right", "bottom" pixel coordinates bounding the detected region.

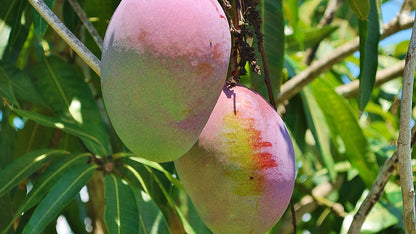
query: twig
[
  {"left": 397, "top": 18, "right": 416, "bottom": 234},
  {"left": 246, "top": 0, "right": 277, "bottom": 109},
  {"left": 347, "top": 125, "right": 416, "bottom": 233},
  {"left": 336, "top": 60, "right": 406, "bottom": 98},
  {"left": 303, "top": 0, "right": 343, "bottom": 65},
  {"left": 28, "top": 0, "right": 101, "bottom": 76},
  {"left": 67, "top": 0, "right": 103, "bottom": 50},
  {"left": 277, "top": 14, "right": 414, "bottom": 103}
]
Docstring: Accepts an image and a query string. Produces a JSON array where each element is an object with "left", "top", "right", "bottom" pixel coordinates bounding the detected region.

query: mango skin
[
  {"left": 101, "top": 0, "right": 231, "bottom": 162},
  {"left": 175, "top": 85, "right": 296, "bottom": 234}
]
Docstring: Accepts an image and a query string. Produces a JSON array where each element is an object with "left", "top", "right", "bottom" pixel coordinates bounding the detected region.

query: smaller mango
[{"left": 175, "top": 85, "right": 296, "bottom": 234}]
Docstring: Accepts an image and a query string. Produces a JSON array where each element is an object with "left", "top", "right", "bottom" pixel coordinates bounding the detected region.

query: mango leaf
[
  {"left": 13, "top": 108, "right": 107, "bottom": 156},
  {"left": 0, "top": 110, "right": 17, "bottom": 233},
  {"left": 261, "top": 0, "right": 285, "bottom": 90},
  {"left": 347, "top": 0, "right": 370, "bottom": 20},
  {"left": 2, "top": 0, "right": 28, "bottom": 64},
  {"left": 116, "top": 153, "right": 183, "bottom": 189},
  {"left": 104, "top": 174, "right": 141, "bottom": 233},
  {"left": 31, "top": 0, "right": 55, "bottom": 39},
  {"left": 22, "top": 163, "right": 96, "bottom": 233},
  {"left": 83, "top": 0, "right": 119, "bottom": 37},
  {"left": 301, "top": 86, "right": 337, "bottom": 182},
  {"left": 2, "top": 153, "right": 91, "bottom": 233},
  {"left": 357, "top": 0, "right": 381, "bottom": 111},
  {"left": 122, "top": 158, "right": 195, "bottom": 234},
  {"left": 132, "top": 188, "right": 170, "bottom": 234},
  {"left": 0, "top": 149, "right": 68, "bottom": 197},
  {"left": 0, "top": 0, "right": 26, "bottom": 26},
  {"left": 310, "top": 78, "right": 378, "bottom": 187},
  {"left": 0, "top": 62, "right": 19, "bottom": 107},
  {"left": 0, "top": 61, "right": 44, "bottom": 106},
  {"left": 285, "top": 26, "right": 338, "bottom": 52},
  {"left": 28, "top": 56, "right": 109, "bottom": 156}
]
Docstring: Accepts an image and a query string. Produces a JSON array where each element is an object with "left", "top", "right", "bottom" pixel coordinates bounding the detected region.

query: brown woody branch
[{"left": 277, "top": 14, "right": 414, "bottom": 103}]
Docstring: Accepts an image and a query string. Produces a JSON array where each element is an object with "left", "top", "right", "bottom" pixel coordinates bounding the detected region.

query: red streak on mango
[{"left": 221, "top": 111, "right": 277, "bottom": 196}]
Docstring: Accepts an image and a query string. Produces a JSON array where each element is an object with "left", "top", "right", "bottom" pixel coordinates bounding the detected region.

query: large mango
[
  {"left": 101, "top": 0, "right": 231, "bottom": 162},
  {"left": 175, "top": 85, "right": 296, "bottom": 233}
]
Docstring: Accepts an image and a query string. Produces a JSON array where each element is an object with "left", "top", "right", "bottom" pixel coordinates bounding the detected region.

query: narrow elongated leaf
[
  {"left": 104, "top": 174, "right": 141, "bottom": 233},
  {"left": 31, "top": 0, "right": 55, "bottom": 39},
  {"left": 131, "top": 186, "right": 170, "bottom": 234},
  {"left": 301, "top": 86, "right": 337, "bottom": 182},
  {"left": 104, "top": 174, "right": 170, "bottom": 234},
  {"left": 117, "top": 153, "right": 183, "bottom": 189},
  {"left": 122, "top": 158, "right": 195, "bottom": 234},
  {"left": 311, "top": 78, "right": 378, "bottom": 187},
  {"left": 22, "top": 164, "right": 96, "bottom": 233},
  {"left": 285, "top": 26, "right": 338, "bottom": 51},
  {"left": 0, "top": 61, "right": 44, "bottom": 106},
  {"left": 358, "top": 0, "right": 381, "bottom": 111},
  {"left": 13, "top": 109, "right": 107, "bottom": 157},
  {"left": 28, "top": 56, "right": 110, "bottom": 156},
  {"left": 2, "top": 153, "right": 91, "bottom": 233},
  {"left": 3, "top": 0, "right": 29, "bottom": 64},
  {"left": 261, "top": 0, "right": 284, "bottom": 90},
  {"left": 347, "top": 0, "right": 370, "bottom": 20},
  {"left": 0, "top": 149, "right": 68, "bottom": 197},
  {"left": 0, "top": 63, "right": 19, "bottom": 106}
]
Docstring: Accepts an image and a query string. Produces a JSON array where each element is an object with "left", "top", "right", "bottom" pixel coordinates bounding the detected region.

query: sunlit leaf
[
  {"left": 0, "top": 149, "right": 68, "bottom": 198},
  {"left": 347, "top": 0, "right": 370, "bottom": 20},
  {"left": 22, "top": 163, "right": 96, "bottom": 233},
  {"left": 301, "top": 86, "right": 337, "bottom": 182},
  {"left": 28, "top": 56, "right": 110, "bottom": 156},
  {"left": 13, "top": 109, "right": 107, "bottom": 156},
  {"left": 310, "top": 78, "right": 379, "bottom": 187},
  {"left": 2, "top": 153, "right": 91, "bottom": 233}
]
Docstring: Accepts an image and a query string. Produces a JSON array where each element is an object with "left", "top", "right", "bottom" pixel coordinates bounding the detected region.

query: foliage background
[{"left": 0, "top": 0, "right": 415, "bottom": 233}]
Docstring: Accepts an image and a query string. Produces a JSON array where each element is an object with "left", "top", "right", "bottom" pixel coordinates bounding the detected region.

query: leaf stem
[{"left": 28, "top": 0, "right": 101, "bottom": 76}]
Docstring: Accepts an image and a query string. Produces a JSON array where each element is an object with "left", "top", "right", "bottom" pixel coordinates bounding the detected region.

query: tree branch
[
  {"left": 28, "top": 0, "right": 101, "bottom": 76},
  {"left": 277, "top": 14, "right": 414, "bottom": 103},
  {"left": 347, "top": 125, "right": 416, "bottom": 233},
  {"left": 303, "top": 0, "right": 343, "bottom": 65},
  {"left": 335, "top": 60, "right": 406, "bottom": 98},
  {"left": 397, "top": 18, "right": 416, "bottom": 234},
  {"left": 67, "top": 0, "right": 103, "bottom": 50}
]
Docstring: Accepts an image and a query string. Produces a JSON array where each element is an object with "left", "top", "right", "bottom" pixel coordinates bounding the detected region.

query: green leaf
[
  {"left": 31, "top": 0, "right": 55, "bottom": 39},
  {"left": 22, "top": 163, "right": 96, "bottom": 233},
  {"left": 0, "top": 61, "right": 44, "bottom": 106},
  {"left": 2, "top": 0, "right": 28, "bottom": 64},
  {"left": 347, "top": 0, "right": 370, "bottom": 20},
  {"left": 301, "top": 86, "right": 337, "bottom": 182},
  {"left": 285, "top": 26, "right": 338, "bottom": 51},
  {"left": 28, "top": 56, "right": 110, "bottom": 156},
  {"left": 117, "top": 153, "right": 183, "bottom": 189},
  {"left": 13, "top": 109, "right": 106, "bottom": 157},
  {"left": 358, "top": 0, "right": 381, "bottom": 111},
  {"left": 131, "top": 182, "right": 170, "bottom": 233},
  {"left": 310, "top": 78, "right": 379, "bottom": 187},
  {"left": 261, "top": 0, "right": 285, "bottom": 90},
  {"left": 0, "top": 62, "right": 19, "bottom": 107},
  {"left": 0, "top": 149, "right": 68, "bottom": 197},
  {"left": 2, "top": 153, "right": 91, "bottom": 233},
  {"left": 122, "top": 158, "right": 195, "bottom": 234},
  {"left": 104, "top": 174, "right": 141, "bottom": 233}
]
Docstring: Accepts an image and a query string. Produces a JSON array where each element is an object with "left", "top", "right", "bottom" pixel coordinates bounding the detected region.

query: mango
[
  {"left": 175, "top": 85, "right": 296, "bottom": 234},
  {"left": 101, "top": 0, "right": 231, "bottom": 162}
]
